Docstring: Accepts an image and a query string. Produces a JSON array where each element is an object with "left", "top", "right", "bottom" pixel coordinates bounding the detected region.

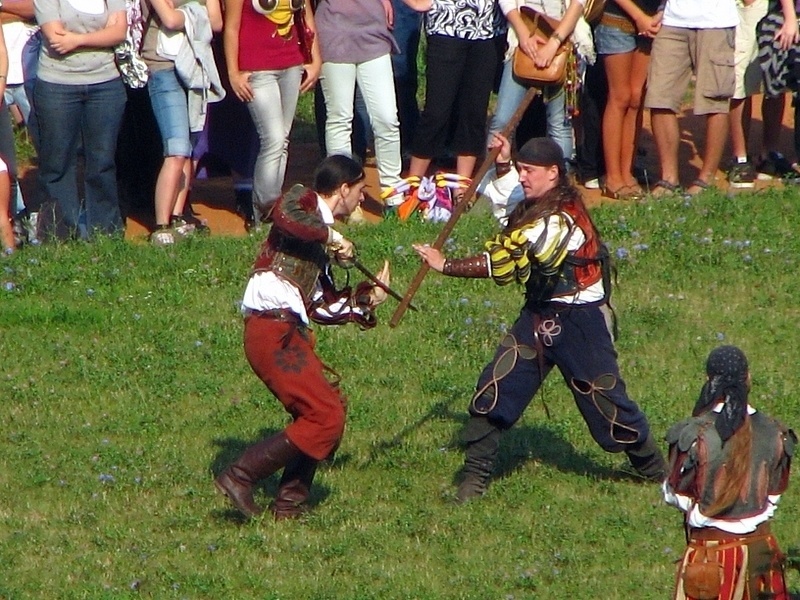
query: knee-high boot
[
  {"left": 215, "top": 431, "right": 302, "bottom": 518},
  {"left": 625, "top": 432, "right": 667, "bottom": 482},
  {"left": 456, "top": 416, "right": 502, "bottom": 503},
  {"left": 270, "top": 454, "right": 318, "bottom": 520}
]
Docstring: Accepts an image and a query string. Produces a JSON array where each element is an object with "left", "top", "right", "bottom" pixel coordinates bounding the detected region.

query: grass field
[{"left": 2, "top": 187, "right": 800, "bottom": 599}]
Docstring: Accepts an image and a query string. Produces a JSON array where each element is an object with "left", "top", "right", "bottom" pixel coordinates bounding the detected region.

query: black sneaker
[
  {"left": 727, "top": 161, "right": 756, "bottom": 188},
  {"left": 757, "top": 151, "right": 795, "bottom": 180}
]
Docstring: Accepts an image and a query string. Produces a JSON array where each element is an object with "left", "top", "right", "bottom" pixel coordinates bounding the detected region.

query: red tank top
[{"left": 238, "top": 3, "right": 304, "bottom": 72}]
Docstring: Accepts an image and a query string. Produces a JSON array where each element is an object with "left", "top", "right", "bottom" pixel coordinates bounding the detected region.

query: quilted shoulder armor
[{"left": 666, "top": 414, "right": 717, "bottom": 453}]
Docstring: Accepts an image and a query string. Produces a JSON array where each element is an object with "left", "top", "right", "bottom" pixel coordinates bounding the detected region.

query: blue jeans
[
  {"left": 490, "top": 59, "right": 574, "bottom": 161},
  {"left": 390, "top": 0, "right": 422, "bottom": 153},
  {"left": 22, "top": 31, "right": 41, "bottom": 154},
  {"left": 148, "top": 68, "right": 193, "bottom": 157},
  {"left": 35, "top": 78, "right": 127, "bottom": 237},
  {"left": 246, "top": 66, "right": 303, "bottom": 218}
]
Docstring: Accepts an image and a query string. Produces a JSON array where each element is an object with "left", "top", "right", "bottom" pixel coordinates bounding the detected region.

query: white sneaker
[
  {"left": 583, "top": 177, "right": 601, "bottom": 190},
  {"left": 170, "top": 217, "right": 196, "bottom": 238},
  {"left": 150, "top": 228, "right": 175, "bottom": 246},
  {"left": 384, "top": 193, "right": 405, "bottom": 208}
]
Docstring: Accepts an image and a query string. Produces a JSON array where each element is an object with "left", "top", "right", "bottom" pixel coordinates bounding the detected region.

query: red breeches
[{"left": 243, "top": 316, "right": 346, "bottom": 461}]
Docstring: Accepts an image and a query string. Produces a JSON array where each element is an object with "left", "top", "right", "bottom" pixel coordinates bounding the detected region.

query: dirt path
[{"left": 24, "top": 93, "right": 789, "bottom": 242}]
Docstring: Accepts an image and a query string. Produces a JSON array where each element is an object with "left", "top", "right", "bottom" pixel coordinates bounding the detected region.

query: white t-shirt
[{"left": 662, "top": 0, "right": 738, "bottom": 29}]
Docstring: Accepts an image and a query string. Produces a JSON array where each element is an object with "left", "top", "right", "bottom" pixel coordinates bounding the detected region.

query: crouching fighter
[
  {"left": 413, "top": 133, "right": 666, "bottom": 503},
  {"left": 215, "top": 155, "right": 390, "bottom": 519},
  {"left": 664, "top": 345, "right": 796, "bottom": 600}
]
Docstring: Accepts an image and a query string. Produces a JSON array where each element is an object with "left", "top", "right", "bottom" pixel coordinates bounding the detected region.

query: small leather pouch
[{"left": 682, "top": 546, "right": 722, "bottom": 600}]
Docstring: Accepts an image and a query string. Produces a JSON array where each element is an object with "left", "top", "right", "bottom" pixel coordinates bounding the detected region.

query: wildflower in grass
[
  {"left": 632, "top": 243, "right": 649, "bottom": 251},
  {"left": 743, "top": 254, "right": 752, "bottom": 262},
  {"left": 98, "top": 473, "right": 115, "bottom": 483},
  {"left": 716, "top": 332, "right": 725, "bottom": 341},
  {"left": 616, "top": 247, "right": 629, "bottom": 260},
  {"left": 394, "top": 245, "right": 405, "bottom": 254},
  {"left": 3, "top": 281, "right": 14, "bottom": 291},
  {"left": 86, "top": 288, "right": 95, "bottom": 296}
]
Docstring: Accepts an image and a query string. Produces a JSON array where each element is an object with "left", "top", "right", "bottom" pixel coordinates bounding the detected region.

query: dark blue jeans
[
  {"left": 390, "top": 0, "right": 422, "bottom": 154},
  {"left": 471, "top": 305, "right": 650, "bottom": 453},
  {"left": 35, "top": 77, "right": 127, "bottom": 237}
]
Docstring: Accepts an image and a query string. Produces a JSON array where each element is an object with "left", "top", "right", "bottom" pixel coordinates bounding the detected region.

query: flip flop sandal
[
  {"left": 602, "top": 184, "right": 644, "bottom": 201},
  {"left": 649, "top": 179, "right": 682, "bottom": 198},
  {"left": 686, "top": 178, "right": 713, "bottom": 196}
]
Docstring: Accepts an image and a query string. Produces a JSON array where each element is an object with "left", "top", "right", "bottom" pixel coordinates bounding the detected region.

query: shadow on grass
[
  {"left": 364, "top": 399, "right": 466, "bottom": 465},
  {"left": 209, "top": 428, "right": 336, "bottom": 522},
  {"left": 494, "top": 424, "right": 625, "bottom": 481}
]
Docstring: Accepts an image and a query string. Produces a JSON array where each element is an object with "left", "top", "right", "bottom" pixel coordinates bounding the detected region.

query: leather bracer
[{"left": 443, "top": 254, "right": 491, "bottom": 278}]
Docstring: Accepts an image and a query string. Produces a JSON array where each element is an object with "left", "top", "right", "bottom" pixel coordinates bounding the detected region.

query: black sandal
[
  {"left": 687, "top": 178, "right": 713, "bottom": 196},
  {"left": 649, "top": 179, "right": 682, "bottom": 197}
]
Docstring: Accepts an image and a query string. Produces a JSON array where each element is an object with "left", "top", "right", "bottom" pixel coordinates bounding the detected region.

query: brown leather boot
[
  {"left": 270, "top": 454, "right": 318, "bottom": 520},
  {"left": 215, "top": 432, "right": 302, "bottom": 518}
]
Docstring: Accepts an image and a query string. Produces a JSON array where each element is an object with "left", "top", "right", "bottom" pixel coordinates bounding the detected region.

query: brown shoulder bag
[{"left": 511, "top": 7, "right": 571, "bottom": 88}]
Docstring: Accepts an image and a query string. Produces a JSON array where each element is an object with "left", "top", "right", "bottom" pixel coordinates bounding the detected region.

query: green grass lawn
[{"left": 2, "top": 187, "right": 800, "bottom": 598}]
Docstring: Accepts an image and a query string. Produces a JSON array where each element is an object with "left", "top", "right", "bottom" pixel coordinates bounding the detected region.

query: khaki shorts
[
  {"left": 645, "top": 26, "right": 736, "bottom": 115},
  {"left": 733, "top": 0, "right": 768, "bottom": 99}
]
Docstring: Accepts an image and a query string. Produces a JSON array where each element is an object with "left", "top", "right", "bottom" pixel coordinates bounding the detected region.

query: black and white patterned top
[{"left": 425, "top": 0, "right": 505, "bottom": 40}]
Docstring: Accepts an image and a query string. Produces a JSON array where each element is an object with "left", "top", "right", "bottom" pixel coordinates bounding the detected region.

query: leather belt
[
  {"left": 689, "top": 521, "right": 771, "bottom": 542},
  {"left": 243, "top": 308, "right": 302, "bottom": 324}
]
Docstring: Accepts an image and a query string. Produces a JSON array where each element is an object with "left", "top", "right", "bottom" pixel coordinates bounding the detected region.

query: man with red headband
[
  {"left": 664, "top": 345, "right": 796, "bottom": 600},
  {"left": 415, "top": 133, "right": 666, "bottom": 502}
]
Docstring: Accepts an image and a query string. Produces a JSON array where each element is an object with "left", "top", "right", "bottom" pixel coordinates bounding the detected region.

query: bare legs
[
  {"left": 651, "top": 109, "right": 728, "bottom": 192},
  {"left": 602, "top": 48, "right": 650, "bottom": 195}
]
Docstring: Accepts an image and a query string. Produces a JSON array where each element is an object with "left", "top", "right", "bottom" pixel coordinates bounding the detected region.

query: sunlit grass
[{"left": 2, "top": 187, "right": 800, "bottom": 598}]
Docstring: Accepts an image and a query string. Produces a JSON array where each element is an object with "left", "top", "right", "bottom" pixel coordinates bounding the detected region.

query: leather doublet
[{"left": 251, "top": 187, "right": 329, "bottom": 303}]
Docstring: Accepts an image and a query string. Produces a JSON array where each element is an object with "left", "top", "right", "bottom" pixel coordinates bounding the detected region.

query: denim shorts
[
  {"left": 148, "top": 68, "right": 193, "bottom": 157},
  {"left": 595, "top": 22, "right": 644, "bottom": 56}
]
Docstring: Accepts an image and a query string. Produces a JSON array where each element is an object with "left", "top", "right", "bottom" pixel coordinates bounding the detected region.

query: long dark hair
[
  {"left": 504, "top": 183, "right": 592, "bottom": 234},
  {"left": 696, "top": 346, "right": 753, "bottom": 517},
  {"left": 313, "top": 154, "right": 365, "bottom": 196},
  {"left": 704, "top": 418, "right": 753, "bottom": 517}
]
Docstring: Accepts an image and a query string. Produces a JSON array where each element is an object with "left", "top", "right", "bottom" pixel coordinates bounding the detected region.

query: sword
[{"left": 351, "top": 258, "right": 419, "bottom": 312}]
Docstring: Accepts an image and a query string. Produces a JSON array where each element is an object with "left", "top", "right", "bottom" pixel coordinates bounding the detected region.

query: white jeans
[
  {"left": 247, "top": 67, "right": 303, "bottom": 218},
  {"left": 320, "top": 54, "right": 403, "bottom": 196}
]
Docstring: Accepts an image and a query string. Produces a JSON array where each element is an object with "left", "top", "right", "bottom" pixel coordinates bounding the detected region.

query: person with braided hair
[
  {"left": 414, "top": 133, "right": 666, "bottom": 503},
  {"left": 215, "top": 154, "right": 391, "bottom": 520},
  {"left": 664, "top": 345, "right": 796, "bottom": 600}
]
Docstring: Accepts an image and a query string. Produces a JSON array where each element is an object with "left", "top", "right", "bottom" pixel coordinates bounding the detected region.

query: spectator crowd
[{"left": 1, "top": 0, "right": 799, "bottom": 253}]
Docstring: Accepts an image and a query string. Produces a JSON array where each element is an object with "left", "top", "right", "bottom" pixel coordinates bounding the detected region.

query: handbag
[
  {"left": 114, "top": 0, "right": 149, "bottom": 88},
  {"left": 512, "top": 7, "right": 571, "bottom": 88},
  {"left": 583, "top": 0, "right": 606, "bottom": 25}
]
